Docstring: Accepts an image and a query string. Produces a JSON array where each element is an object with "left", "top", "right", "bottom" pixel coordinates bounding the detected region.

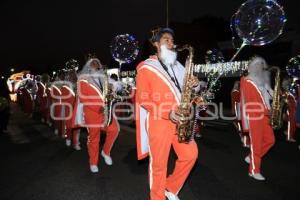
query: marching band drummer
[
  {"left": 135, "top": 27, "right": 200, "bottom": 200},
  {"left": 77, "top": 57, "right": 122, "bottom": 173}
]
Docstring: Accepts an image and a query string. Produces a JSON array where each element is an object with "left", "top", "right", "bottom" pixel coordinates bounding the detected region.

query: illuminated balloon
[
  {"left": 289, "top": 80, "right": 300, "bottom": 98},
  {"left": 286, "top": 56, "right": 300, "bottom": 78},
  {"left": 110, "top": 34, "right": 139, "bottom": 65},
  {"left": 230, "top": 13, "right": 243, "bottom": 49},
  {"left": 205, "top": 49, "right": 225, "bottom": 64},
  {"left": 65, "top": 59, "right": 79, "bottom": 71},
  {"left": 233, "top": 0, "right": 286, "bottom": 46}
]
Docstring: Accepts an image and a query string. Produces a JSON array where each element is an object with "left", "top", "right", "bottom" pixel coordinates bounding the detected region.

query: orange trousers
[
  {"left": 287, "top": 109, "right": 296, "bottom": 141},
  {"left": 86, "top": 117, "right": 119, "bottom": 165},
  {"left": 66, "top": 128, "right": 80, "bottom": 145},
  {"left": 248, "top": 115, "right": 275, "bottom": 174},
  {"left": 148, "top": 119, "right": 198, "bottom": 200}
]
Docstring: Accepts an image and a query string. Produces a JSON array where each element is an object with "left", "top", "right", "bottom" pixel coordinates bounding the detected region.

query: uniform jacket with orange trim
[
  {"left": 240, "top": 77, "right": 270, "bottom": 119},
  {"left": 61, "top": 85, "right": 76, "bottom": 107},
  {"left": 77, "top": 79, "right": 104, "bottom": 116},
  {"left": 135, "top": 57, "right": 184, "bottom": 120},
  {"left": 36, "top": 82, "right": 45, "bottom": 103}
]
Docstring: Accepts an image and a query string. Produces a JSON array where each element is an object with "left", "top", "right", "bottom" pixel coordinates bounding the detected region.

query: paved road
[{"left": 1, "top": 103, "right": 300, "bottom": 200}]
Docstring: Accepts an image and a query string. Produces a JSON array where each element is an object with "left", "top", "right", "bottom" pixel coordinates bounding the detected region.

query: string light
[{"left": 194, "top": 61, "right": 249, "bottom": 77}]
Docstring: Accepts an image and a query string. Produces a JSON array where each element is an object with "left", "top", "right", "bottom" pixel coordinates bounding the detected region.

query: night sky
[{"left": 0, "top": 0, "right": 299, "bottom": 76}]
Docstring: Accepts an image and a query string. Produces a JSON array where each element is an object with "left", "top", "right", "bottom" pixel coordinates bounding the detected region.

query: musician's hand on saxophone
[
  {"left": 193, "top": 96, "right": 206, "bottom": 107},
  {"left": 187, "top": 76, "right": 199, "bottom": 89},
  {"left": 169, "top": 110, "right": 189, "bottom": 125}
]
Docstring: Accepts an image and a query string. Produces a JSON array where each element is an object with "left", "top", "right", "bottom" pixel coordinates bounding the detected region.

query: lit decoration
[
  {"left": 6, "top": 70, "right": 30, "bottom": 101},
  {"left": 9, "top": 94, "right": 17, "bottom": 102},
  {"left": 233, "top": 0, "right": 286, "bottom": 46},
  {"left": 110, "top": 34, "right": 139, "bottom": 65},
  {"left": 194, "top": 61, "right": 249, "bottom": 77},
  {"left": 202, "top": 0, "right": 287, "bottom": 98},
  {"left": 286, "top": 55, "right": 300, "bottom": 78},
  {"left": 205, "top": 49, "right": 225, "bottom": 64},
  {"left": 65, "top": 59, "right": 79, "bottom": 72},
  {"left": 289, "top": 79, "right": 300, "bottom": 98}
]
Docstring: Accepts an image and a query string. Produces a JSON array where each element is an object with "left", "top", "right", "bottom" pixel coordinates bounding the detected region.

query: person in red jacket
[
  {"left": 35, "top": 75, "right": 46, "bottom": 122},
  {"left": 135, "top": 28, "right": 199, "bottom": 200},
  {"left": 77, "top": 58, "right": 122, "bottom": 173},
  {"left": 50, "top": 81, "right": 63, "bottom": 136},
  {"left": 231, "top": 80, "right": 250, "bottom": 147},
  {"left": 61, "top": 67, "right": 81, "bottom": 150},
  {"left": 240, "top": 56, "right": 275, "bottom": 181},
  {"left": 39, "top": 74, "right": 51, "bottom": 125}
]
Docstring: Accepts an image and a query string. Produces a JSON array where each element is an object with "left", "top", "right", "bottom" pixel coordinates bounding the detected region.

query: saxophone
[
  {"left": 102, "top": 69, "right": 114, "bottom": 127},
  {"left": 269, "top": 66, "right": 284, "bottom": 130},
  {"left": 175, "top": 45, "right": 204, "bottom": 143}
]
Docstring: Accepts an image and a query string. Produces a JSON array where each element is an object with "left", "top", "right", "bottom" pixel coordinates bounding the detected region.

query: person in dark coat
[{"left": 0, "top": 78, "right": 10, "bottom": 133}]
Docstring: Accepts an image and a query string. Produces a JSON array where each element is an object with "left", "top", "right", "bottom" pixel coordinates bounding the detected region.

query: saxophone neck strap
[{"left": 158, "top": 59, "right": 182, "bottom": 93}]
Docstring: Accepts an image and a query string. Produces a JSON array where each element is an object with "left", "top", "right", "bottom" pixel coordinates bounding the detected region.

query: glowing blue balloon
[
  {"left": 289, "top": 80, "right": 300, "bottom": 98},
  {"left": 110, "top": 34, "right": 139, "bottom": 65},
  {"left": 233, "top": 0, "right": 286, "bottom": 46}
]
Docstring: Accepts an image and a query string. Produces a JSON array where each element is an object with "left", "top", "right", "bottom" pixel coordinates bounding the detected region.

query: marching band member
[
  {"left": 135, "top": 28, "right": 199, "bottom": 200},
  {"left": 61, "top": 67, "right": 81, "bottom": 150},
  {"left": 45, "top": 83, "right": 53, "bottom": 127},
  {"left": 39, "top": 74, "right": 52, "bottom": 126},
  {"left": 35, "top": 75, "right": 46, "bottom": 122},
  {"left": 231, "top": 81, "right": 250, "bottom": 146},
  {"left": 281, "top": 78, "right": 297, "bottom": 142},
  {"left": 50, "top": 71, "right": 65, "bottom": 136},
  {"left": 240, "top": 56, "right": 275, "bottom": 181},
  {"left": 77, "top": 58, "right": 121, "bottom": 173}
]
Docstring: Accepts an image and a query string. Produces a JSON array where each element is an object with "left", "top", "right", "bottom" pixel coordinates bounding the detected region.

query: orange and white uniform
[
  {"left": 231, "top": 87, "right": 249, "bottom": 146},
  {"left": 231, "top": 88, "right": 242, "bottom": 131},
  {"left": 296, "top": 86, "right": 300, "bottom": 128},
  {"left": 61, "top": 84, "right": 80, "bottom": 146},
  {"left": 285, "top": 91, "right": 297, "bottom": 141},
  {"left": 44, "top": 87, "right": 52, "bottom": 125},
  {"left": 240, "top": 76, "right": 275, "bottom": 175},
  {"left": 77, "top": 79, "right": 119, "bottom": 166},
  {"left": 36, "top": 82, "right": 47, "bottom": 118},
  {"left": 50, "top": 84, "right": 64, "bottom": 136},
  {"left": 135, "top": 56, "right": 198, "bottom": 200}
]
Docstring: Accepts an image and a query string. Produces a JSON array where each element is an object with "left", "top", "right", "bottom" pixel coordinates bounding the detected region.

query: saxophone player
[
  {"left": 135, "top": 27, "right": 199, "bottom": 200},
  {"left": 77, "top": 58, "right": 122, "bottom": 173},
  {"left": 240, "top": 56, "right": 275, "bottom": 181}
]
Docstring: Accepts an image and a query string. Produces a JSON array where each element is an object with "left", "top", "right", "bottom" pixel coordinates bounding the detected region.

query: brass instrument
[
  {"left": 102, "top": 69, "right": 130, "bottom": 127},
  {"left": 175, "top": 45, "right": 203, "bottom": 143},
  {"left": 103, "top": 69, "right": 114, "bottom": 127},
  {"left": 269, "top": 66, "right": 285, "bottom": 130}
]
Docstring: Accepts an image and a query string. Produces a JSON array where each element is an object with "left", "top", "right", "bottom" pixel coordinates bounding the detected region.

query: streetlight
[{"left": 10, "top": 68, "right": 15, "bottom": 73}]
